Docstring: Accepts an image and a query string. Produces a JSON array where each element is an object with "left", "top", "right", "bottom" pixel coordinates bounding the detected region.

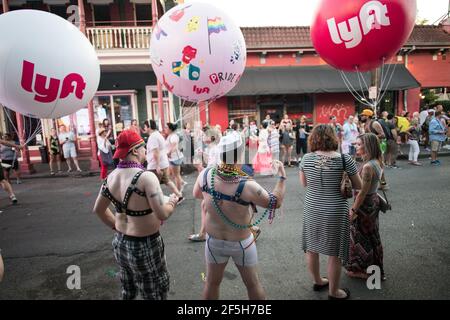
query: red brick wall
[
  {"left": 208, "top": 97, "right": 229, "bottom": 129},
  {"left": 407, "top": 51, "right": 450, "bottom": 88},
  {"left": 314, "top": 93, "right": 355, "bottom": 125},
  {"left": 406, "top": 88, "right": 421, "bottom": 114}
]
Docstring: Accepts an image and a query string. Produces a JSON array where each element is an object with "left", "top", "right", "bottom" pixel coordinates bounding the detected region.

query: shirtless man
[
  {"left": 193, "top": 133, "right": 286, "bottom": 300},
  {"left": 93, "top": 130, "right": 179, "bottom": 300}
]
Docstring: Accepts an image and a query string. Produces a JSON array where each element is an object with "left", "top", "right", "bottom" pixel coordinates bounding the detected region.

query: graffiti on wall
[{"left": 317, "top": 103, "right": 353, "bottom": 124}]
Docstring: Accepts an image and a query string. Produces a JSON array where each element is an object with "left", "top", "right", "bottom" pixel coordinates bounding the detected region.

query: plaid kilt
[{"left": 112, "top": 232, "right": 170, "bottom": 300}]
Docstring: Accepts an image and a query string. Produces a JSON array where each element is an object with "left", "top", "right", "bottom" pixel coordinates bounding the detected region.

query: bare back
[
  {"left": 197, "top": 169, "right": 269, "bottom": 241},
  {"left": 106, "top": 168, "right": 162, "bottom": 237}
]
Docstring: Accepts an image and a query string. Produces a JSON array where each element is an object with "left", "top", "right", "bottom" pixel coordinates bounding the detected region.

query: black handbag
[
  {"left": 378, "top": 188, "right": 392, "bottom": 213},
  {"left": 340, "top": 154, "right": 353, "bottom": 199},
  {"left": 100, "top": 150, "right": 113, "bottom": 166}
]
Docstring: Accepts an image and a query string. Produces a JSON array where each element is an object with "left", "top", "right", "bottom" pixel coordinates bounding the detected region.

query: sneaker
[
  {"left": 431, "top": 161, "right": 441, "bottom": 166},
  {"left": 50, "top": 171, "right": 55, "bottom": 176},
  {"left": 76, "top": 169, "right": 82, "bottom": 172},
  {"left": 10, "top": 195, "right": 18, "bottom": 204},
  {"left": 411, "top": 162, "right": 423, "bottom": 166},
  {"left": 67, "top": 169, "right": 72, "bottom": 173}
]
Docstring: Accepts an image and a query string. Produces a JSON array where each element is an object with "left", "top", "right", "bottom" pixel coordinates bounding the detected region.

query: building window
[
  {"left": 49, "top": 5, "right": 68, "bottom": 19},
  {"left": 135, "top": 4, "right": 151, "bottom": 26},
  {"left": 93, "top": 5, "right": 111, "bottom": 26}
]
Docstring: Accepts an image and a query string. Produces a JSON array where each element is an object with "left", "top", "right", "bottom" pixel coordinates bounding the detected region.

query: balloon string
[
  {"left": 339, "top": 70, "right": 368, "bottom": 103},
  {"left": 354, "top": 67, "right": 369, "bottom": 103},
  {"left": 376, "top": 62, "right": 397, "bottom": 107},
  {"left": 339, "top": 71, "right": 373, "bottom": 108},
  {"left": 1, "top": 105, "right": 19, "bottom": 137}
]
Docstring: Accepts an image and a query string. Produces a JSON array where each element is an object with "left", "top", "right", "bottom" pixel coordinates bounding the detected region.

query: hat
[
  {"left": 360, "top": 109, "right": 374, "bottom": 117},
  {"left": 217, "top": 131, "right": 242, "bottom": 153},
  {"left": 113, "top": 130, "right": 145, "bottom": 159}
]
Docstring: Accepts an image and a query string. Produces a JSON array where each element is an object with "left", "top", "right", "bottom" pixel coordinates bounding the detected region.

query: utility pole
[{"left": 152, "top": 0, "right": 165, "bottom": 129}]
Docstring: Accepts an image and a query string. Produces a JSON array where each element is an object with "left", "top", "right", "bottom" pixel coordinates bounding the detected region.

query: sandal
[
  {"left": 189, "top": 233, "right": 206, "bottom": 242},
  {"left": 328, "top": 288, "right": 351, "bottom": 300},
  {"left": 313, "top": 277, "right": 329, "bottom": 291}
]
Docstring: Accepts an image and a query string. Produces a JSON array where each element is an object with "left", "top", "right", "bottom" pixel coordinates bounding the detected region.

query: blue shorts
[{"left": 169, "top": 158, "right": 183, "bottom": 166}]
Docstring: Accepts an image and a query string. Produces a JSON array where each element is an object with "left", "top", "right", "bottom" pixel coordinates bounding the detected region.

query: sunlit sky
[{"left": 184, "top": 0, "right": 450, "bottom": 27}]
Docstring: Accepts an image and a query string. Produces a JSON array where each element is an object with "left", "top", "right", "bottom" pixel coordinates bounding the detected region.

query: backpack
[{"left": 371, "top": 120, "right": 392, "bottom": 140}]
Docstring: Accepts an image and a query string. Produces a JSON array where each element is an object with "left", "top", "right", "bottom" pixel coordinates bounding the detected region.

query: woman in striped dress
[{"left": 299, "top": 125, "right": 362, "bottom": 300}]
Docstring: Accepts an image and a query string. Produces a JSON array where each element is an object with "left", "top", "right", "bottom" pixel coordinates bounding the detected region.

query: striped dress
[{"left": 299, "top": 152, "right": 358, "bottom": 264}]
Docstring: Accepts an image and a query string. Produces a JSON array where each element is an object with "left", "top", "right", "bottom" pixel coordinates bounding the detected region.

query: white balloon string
[
  {"left": 339, "top": 71, "right": 373, "bottom": 108},
  {"left": 1, "top": 105, "right": 20, "bottom": 140},
  {"left": 339, "top": 70, "right": 367, "bottom": 102},
  {"left": 24, "top": 121, "right": 42, "bottom": 145},
  {"left": 376, "top": 62, "right": 397, "bottom": 107},
  {"left": 355, "top": 67, "right": 369, "bottom": 102}
]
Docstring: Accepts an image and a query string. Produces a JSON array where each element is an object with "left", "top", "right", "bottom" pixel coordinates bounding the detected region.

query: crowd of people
[{"left": 1, "top": 103, "right": 447, "bottom": 298}]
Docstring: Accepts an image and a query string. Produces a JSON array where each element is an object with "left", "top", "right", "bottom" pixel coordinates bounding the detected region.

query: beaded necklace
[
  {"left": 209, "top": 167, "right": 277, "bottom": 230},
  {"left": 117, "top": 160, "right": 145, "bottom": 170}
]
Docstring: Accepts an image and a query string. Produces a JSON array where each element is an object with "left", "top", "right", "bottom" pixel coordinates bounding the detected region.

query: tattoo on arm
[
  {"left": 362, "top": 166, "right": 373, "bottom": 184},
  {"left": 256, "top": 188, "right": 263, "bottom": 197}
]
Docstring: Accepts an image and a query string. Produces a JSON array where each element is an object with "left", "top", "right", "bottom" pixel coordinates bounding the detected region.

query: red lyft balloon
[{"left": 311, "top": 0, "right": 417, "bottom": 72}]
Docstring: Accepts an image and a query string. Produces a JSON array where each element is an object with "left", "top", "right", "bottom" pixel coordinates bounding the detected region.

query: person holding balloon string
[
  {"left": 0, "top": 133, "right": 22, "bottom": 184},
  {"left": 193, "top": 133, "right": 286, "bottom": 299},
  {"left": 0, "top": 138, "right": 23, "bottom": 204}
]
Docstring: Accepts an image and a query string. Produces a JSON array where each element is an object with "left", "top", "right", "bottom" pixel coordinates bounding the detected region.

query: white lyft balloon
[{"left": 0, "top": 10, "right": 100, "bottom": 119}]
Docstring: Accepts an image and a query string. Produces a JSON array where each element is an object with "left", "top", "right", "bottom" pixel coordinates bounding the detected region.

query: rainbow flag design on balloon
[{"left": 207, "top": 17, "right": 227, "bottom": 35}]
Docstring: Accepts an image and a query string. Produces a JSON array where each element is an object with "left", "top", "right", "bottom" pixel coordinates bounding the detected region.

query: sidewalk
[{"left": 19, "top": 145, "right": 450, "bottom": 179}]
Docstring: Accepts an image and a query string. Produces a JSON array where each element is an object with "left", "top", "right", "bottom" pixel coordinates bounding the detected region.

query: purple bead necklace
[{"left": 117, "top": 160, "right": 145, "bottom": 170}]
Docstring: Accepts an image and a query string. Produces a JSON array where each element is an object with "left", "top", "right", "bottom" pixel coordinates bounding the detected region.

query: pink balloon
[
  {"left": 311, "top": 0, "right": 417, "bottom": 72},
  {"left": 150, "top": 2, "right": 246, "bottom": 103}
]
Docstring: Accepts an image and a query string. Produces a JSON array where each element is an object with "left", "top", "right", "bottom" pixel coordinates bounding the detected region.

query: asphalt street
[{"left": 0, "top": 158, "right": 449, "bottom": 300}]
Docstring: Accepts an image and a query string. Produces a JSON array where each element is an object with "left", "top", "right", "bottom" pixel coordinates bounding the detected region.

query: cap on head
[
  {"left": 360, "top": 109, "right": 374, "bottom": 117},
  {"left": 113, "top": 130, "right": 145, "bottom": 159}
]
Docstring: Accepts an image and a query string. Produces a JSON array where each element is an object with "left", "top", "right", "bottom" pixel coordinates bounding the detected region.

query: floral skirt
[{"left": 346, "top": 193, "right": 384, "bottom": 276}]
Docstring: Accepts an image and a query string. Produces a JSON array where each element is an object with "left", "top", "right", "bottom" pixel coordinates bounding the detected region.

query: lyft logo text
[
  {"left": 327, "top": 1, "right": 390, "bottom": 49},
  {"left": 21, "top": 60, "right": 86, "bottom": 103}
]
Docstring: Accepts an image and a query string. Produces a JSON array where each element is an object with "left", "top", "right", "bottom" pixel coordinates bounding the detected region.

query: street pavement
[{"left": 0, "top": 158, "right": 449, "bottom": 300}]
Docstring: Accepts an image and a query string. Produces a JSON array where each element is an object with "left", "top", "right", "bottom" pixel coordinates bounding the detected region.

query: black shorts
[
  {"left": 0, "top": 164, "right": 4, "bottom": 181},
  {"left": 2, "top": 159, "right": 19, "bottom": 172}
]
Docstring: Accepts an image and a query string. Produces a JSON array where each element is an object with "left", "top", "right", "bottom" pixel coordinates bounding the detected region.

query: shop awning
[{"left": 227, "top": 65, "right": 420, "bottom": 96}]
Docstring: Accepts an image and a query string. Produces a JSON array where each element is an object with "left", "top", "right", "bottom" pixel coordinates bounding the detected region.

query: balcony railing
[{"left": 86, "top": 26, "right": 152, "bottom": 50}]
